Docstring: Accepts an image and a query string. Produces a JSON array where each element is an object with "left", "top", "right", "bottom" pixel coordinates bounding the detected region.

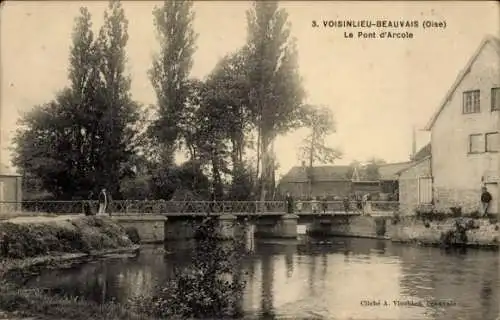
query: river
[{"left": 23, "top": 233, "right": 499, "bottom": 320}]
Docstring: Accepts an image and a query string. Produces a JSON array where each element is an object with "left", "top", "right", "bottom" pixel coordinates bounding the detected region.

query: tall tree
[
  {"left": 244, "top": 1, "right": 305, "bottom": 201},
  {"left": 13, "top": 3, "right": 139, "bottom": 199},
  {"left": 298, "top": 105, "right": 342, "bottom": 197},
  {"left": 96, "top": 0, "right": 140, "bottom": 197},
  {"left": 206, "top": 51, "right": 253, "bottom": 170},
  {"left": 13, "top": 7, "right": 101, "bottom": 198},
  {"left": 149, "top": 0, "right": 197, "bottom": 164}
]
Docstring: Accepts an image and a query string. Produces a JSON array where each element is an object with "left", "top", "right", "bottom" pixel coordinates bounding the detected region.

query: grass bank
[{"left": 0, "top": 216, "right": 147, "bottom": 320}]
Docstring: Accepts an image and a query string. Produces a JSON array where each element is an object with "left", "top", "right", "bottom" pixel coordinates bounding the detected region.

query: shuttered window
[
  {"left": 486, "top": 132, "right": 500, "bottom": 152},
  {"left": 492, "top": 87, "right": 500, "bottom": 111},
  {"left": 469, "top": 134, "right": 484, "bottom": 153},
  {"left": 418, "top": 177, "right": 432, "bottom": 204}
]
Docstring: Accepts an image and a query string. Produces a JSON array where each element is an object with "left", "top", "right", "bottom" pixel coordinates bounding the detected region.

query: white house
[{"left": 424, "top": 35, "right": 500, "bottom": 214}]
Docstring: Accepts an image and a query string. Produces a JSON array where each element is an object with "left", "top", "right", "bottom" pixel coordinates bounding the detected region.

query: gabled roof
[
  {"left": 413, "top": 143, "right": 431, "bottom": 161},
  {"left": 396, "top": 155, "right": 431, "bottom": 176},
  {"left": 280, "top": 165, "right": 352, "bottom": 183},
  {"left": 378, "top": 162, "right": 413, "bottom": 181},
  {"left": 281, "top": 162, "right": 412, "bottom": 183},
  {"left": 424, "top": 35, "right": 500, "bottom": 131}
]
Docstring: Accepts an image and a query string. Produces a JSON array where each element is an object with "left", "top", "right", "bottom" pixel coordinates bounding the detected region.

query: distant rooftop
[
  {"left": 378, "top": 162, "right": 412, "bottom": 181},
  {"left": 280, "top": 165, "right": 352, "bottom": 183}
]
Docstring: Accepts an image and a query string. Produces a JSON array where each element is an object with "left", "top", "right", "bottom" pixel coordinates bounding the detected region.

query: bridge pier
[
  {"left": 255, "top": 214, "right": 299, "bottom": 239},
  {"left": 306, "top": 215, "right": 390, "bottom": 239},
  {"left": 112, "top": 215, "right": 167, "bottom": 244},
  {"left": 164, "top": 216, "right": 202, "bottom": 240},
  {"left": 217, "top": 214, "right": 237, "bottom": 240}
]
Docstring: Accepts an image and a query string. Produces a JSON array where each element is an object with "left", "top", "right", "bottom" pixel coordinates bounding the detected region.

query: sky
[{"left": 1, "top": 1, "right": 499, "bottom": 178}]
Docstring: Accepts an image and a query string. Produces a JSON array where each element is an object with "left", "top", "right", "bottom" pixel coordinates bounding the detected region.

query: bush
[
  {"left": 0, "top": 217, "right": 132, "bottom": 259},
  {"left": 132, "top": 217, "right": 248, "bottom": 319},
  {"left": 450, "top": 206, "right": 462, "bottom": 217},
  {"left": 0, "top": 282, "right": 149, "bottom": 320},
  {"left": 439, "top": 219, "right": 471, "bottom": 247},
  {"left": 416, "top": 209, "right": 447, "bottom": 222},
  {"left": 125, "top": 227, "right": 141, "bottom": 244}
]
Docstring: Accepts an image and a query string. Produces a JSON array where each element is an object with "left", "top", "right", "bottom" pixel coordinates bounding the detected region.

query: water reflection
[{"left": 24, "top": 237, "right": 499, "bottom": 320}]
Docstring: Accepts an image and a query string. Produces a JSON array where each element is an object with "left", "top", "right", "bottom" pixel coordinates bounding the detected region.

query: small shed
[
  {"left": 397, "top": 156, "right": 432, "bottom": 215},
  {"left": 0, "top": 164, "right": 22, "bottom": 212}
]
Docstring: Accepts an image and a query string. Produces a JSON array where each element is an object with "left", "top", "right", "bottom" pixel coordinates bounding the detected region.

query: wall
[
  {"left": 0, "top": 175, "right": 21, "bottom": 202},
  {"left": 307, "top": 215, "right": 389, "bottom": 239},
  {"left": 311, "top": 181, "right": 351, "bottom": 198},
  {"left": 431, "top": 41, "right": 500, "bottom": 214},
  {"left": 278, "top": 181, "right": 308, "bottom": 198},
  {"left": 398, "top": 157, "right": 432, "bottom": 215},
  {"left": 306, "top": 215, "right": 499, "bottom": 247},
  {"left": 112, "top": 215, "right": 166, "bottom": 243},
  {"left": 387, "top": 216, "right": 499, "bottom": 247}
]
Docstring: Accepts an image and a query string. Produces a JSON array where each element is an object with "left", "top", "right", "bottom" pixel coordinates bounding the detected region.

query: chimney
[{"left": 411, "top": 125, "right": 417, "bottom": 160}]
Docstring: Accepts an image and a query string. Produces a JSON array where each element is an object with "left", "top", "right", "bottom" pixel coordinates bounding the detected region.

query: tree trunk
[
  {"left": 308, "top": 131, "right": 314, "bottom": 199},
  {"left": 255, "top": 126, "right": 261, "bottom": 198},
  {"left": 211, "top": 149, "right": 223, "bottom": 200},
  {"left": 260, "top": 133, "right": 272, "bottom": 202}
]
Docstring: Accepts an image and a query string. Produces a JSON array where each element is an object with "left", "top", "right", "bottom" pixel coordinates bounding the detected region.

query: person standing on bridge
[
  {"left": 285, "top": 192, "right": 294, "bottom": 214},
  {"left": 98, "top": 188, "right": 108, "bottom": 215},
  {"left": 84, "top": 191, "right": 95, "bottom": 216},
  {"left": 296, "top": 198, "right": 303, "bottom": 213},
  {"left": 343, "top": 196, "right": 350, "bottom": 213},
  {"left": 311, "top": 196, "right": 319, "bottom": 214}
]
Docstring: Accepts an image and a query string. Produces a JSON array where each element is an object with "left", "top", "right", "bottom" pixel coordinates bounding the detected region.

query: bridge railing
[
  {"left": 0, "top": 200, "right": 399, "bottom": 217},
  {"left": 370, "top": 201, "right": 399, "bottom": 212},
  {"left": 0, "top": 200, "right": 85, "bottom": 215}
]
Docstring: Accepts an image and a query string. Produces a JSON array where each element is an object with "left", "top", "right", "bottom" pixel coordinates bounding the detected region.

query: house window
[
  {"left": 486, "top": 132, "right": 499, "bottom": 152},
  {"left": 492, "top": 87, "right": 500, "bottom": 111},
  {"left": 418, "top": 177, "right": 432, "bottom": 204},
  {"left": 469, "top": 134, "right": 484, "bottom": 153},
  {"left": 463, "top": 90, "right": 480, "bottom": 114}
]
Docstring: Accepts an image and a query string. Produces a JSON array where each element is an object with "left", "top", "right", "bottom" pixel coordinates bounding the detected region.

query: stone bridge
[{"left": 0, "top": 200, "right": 399, "bottom": 242}]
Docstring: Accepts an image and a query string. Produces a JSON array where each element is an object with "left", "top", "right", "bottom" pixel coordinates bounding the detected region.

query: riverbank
[
  {"left": 0, "top": 216, "right": 148, "bottom": 320},
  {"left": 307, "top": 214, "right": 499, "bottom": 249},
  {"left": 387, "top": 214, "right": 499, "bottom": 248}
]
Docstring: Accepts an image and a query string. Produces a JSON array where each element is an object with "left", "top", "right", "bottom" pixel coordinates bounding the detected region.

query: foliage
[
  {"left": 93, "top": 0, "right": 141, "bottom": 197},
  {"left": 440, "top": 219, "right": 470, "bottom": 247},
  {"left": 450, "top": 206, "right": 462, "bottom": 217},
  {"left": 298, "top": 104, "right": 342, "bottom": 167},
  {"left": 119, "top": 173, "right": 153, "bottom": 200},
  {"left": 149, "top": 160, "right": 210, "bottom": 200},
  {"left": 149, "top": 0, "right": 198, "bottom": 163},
  {"left": 364, "top": 157, "right": 386, "bottom": 181},
  {"left": 0, "top": 283, "right": 149, "bottom": 320},
  {"left": 13, "top": 0, "right": 313, "bottom": 203},
  {"left": 415, "top": 208, "right": 447, "bottom": 222},
  {"left": 244, "top": 1, "right": 306, "bottom": 200},
  {"left": 0, "top": 217, "right": 133, "bottom": 259},
  {"left": 12, "top": 3, "right": 139, "bottom": 200},
  {"left": 132, "top": 218, "right": 248, "bottom": 319},
  {"left": 124, "top": 227, "right": 141, "bottom": 244}
]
